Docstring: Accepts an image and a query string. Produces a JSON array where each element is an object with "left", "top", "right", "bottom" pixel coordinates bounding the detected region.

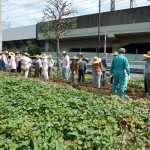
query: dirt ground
[
  {"left": 51, "top": 78, "right": 147, "bottom": 100},
  {"left": 3, "top": 72, "right": 147, "bottom": 100}
]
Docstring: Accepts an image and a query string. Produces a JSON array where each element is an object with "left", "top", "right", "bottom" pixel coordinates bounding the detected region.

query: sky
[{"left": 2, "top": 0, "right": 150, "bottom": 29}]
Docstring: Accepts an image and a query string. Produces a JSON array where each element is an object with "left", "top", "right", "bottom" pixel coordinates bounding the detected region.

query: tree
[
  {"left": 26, "top": 40, "right": 42, "bottom": 56},
  {"left": 41, "top": 0, "right": 77, "bottom": 70}
]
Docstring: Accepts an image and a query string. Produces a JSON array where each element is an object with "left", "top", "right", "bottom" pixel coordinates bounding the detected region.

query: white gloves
[
  {"left": 110, "top": 74, "right": 113, "bottom": 77},
  {"left": 128, "top": 76, "right": 131, "bottom": 80}
]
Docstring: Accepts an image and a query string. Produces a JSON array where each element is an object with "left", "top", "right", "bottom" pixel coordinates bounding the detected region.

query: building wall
[{"left": 2, "top": 25, "right": 36, "bottom": 41}]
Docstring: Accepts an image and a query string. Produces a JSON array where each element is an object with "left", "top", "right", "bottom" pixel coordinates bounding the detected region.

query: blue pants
[
  {"left": 0, "top": 60, "right": 2, "bottom": 71},
  {"left": 1, "top": 61, "right": 6, "bottom": 71},
  {"left": 62, "top": 67, "right": 69, "bottom": 80},
  {"left": 112, "top": 70, "right": 126, "bottom": 98},
  {"left": 145, "top": 72, "right": 150, "bottom": 97}
]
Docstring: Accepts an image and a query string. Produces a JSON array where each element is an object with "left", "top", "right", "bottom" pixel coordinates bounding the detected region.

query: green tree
[
  {"left": 26, "top": 40, "right": 36, "bottom": 56},
  {"left": 26, "top": 40, "right": 41, "bottom": 56},
  {"left": 41, "top": 0, "right": 77, "bottom": 70}
]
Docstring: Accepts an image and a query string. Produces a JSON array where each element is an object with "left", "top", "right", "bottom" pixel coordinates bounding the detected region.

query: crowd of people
[{"left": 0, "top": 48, "right": 149, "bottom": 99}]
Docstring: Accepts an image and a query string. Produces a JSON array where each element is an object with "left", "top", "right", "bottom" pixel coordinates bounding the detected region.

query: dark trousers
[
  {"left": 35, "top": 63, "right": 40, "bottom": 77},
  {"left": 144, "top": 78, "right": 148, "bottom": 93},
  {"left": 101, "top": 71, "right": 106, "bottom": 86},
  {"left": 78, "top": 69, "right": 85, "bottom": 83},
  {"left": 17, "top": 61, "right": 21, "bottom": 73},
  {"left": 11, "top": 69, "right": 16, "bottom": 73},
  {"left": 39, "top": 68, "right": 42, "bottom": 76},
  {"left": 1, "top": 61, "right": 6, "bottom": 71}
]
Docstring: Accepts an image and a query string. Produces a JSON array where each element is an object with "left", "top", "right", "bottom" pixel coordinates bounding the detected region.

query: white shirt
[
  {"left": 20, "top": 56, "right": 31, "bottom": 69},
  {"left": 36, "top": 58, "right": 42, "bottom": 68},
  {"left": 62, "top": 55, "right": 69, "bottom": 68},
  {"left": 2, "top": 54, "right": 7, "bottom": 63},
  {"left": 42, "top": 58, "right": 48, "bottom": 69},
  {"left": 48, "top": 58, "right": 54, "bottom": 67}
]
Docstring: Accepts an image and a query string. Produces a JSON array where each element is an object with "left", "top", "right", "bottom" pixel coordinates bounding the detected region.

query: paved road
[{"left": 130, "top": 73, "right": 143, "bottom": 80}]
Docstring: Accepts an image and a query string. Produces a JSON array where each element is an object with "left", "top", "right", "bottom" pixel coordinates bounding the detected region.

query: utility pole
[
  {"left": 98, "top": 0, "right": 101, "bottom": 57},
  {"left": 111, "top": 0, "right": 115, "bottom": 11},
  {"left": 0, "top": 0, "right": 2, "bottom": 51},
  {"left": 104, "top": 32, "right": 107, "bottom": 53},
  {"left": 130, "top": 0, "right": 134, "bottom": 8}
]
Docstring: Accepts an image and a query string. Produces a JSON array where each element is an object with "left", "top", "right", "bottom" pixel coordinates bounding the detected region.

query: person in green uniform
[{"left": 110, "top": 48, "right": 130, "bottom": 98}]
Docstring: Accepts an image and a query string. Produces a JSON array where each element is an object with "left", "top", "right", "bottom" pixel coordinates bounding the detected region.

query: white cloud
[{"left": 2, "top": 0, "right": 150, "bottom": 29}]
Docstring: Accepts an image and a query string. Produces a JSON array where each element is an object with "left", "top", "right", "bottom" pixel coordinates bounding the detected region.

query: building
[{"left": 2, "top": 6, "right": 150, "bottom": 65}]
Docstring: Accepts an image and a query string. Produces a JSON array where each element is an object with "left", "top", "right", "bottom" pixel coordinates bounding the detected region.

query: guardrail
[{"left": 53, "top": 58, "right": 145, "bottom": 74}]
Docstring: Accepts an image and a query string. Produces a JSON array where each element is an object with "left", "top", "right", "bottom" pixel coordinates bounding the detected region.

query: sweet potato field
[{"left": 0, "top": 73, "right": 149, "bottom": 150}]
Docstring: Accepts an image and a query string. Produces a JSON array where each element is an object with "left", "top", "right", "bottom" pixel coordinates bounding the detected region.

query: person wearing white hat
[
  {"left": 48, "top": 55, "right": 54, "bottom": 78},
  {"left": 15, "top": 51, "right": 21, "bottom": 73},
  {"left": 9, "top": 52, "right": 17, "bottom": 73},
  {"left": 78, "top": 57, "right": 88, "bottom": 83},
  {"left": 70, "top": 56, "right": 79, "bottom": 84},
  {"left": 62, "top": 51, "right": 70, "bottom": 81},
  {"left": 77, "top": 53, "right": 83, "bottom": 61},
  {"left": 42, "top": 54, "right": 49, "bottom": 80},
  {"left": 20, "top": 53, "right": 32, "bottom": 78},
  {"left": 92, "top": 57, "right": 103, "bottom": 88},
  {"left": 34, "top": 55, "right": 41, "bottom": 78},
  {"left": 1, "top": 50, "right": 7, "bottom": 71},
  {"left": 143, "top": 51, "right": 150, "bottom": 98}
]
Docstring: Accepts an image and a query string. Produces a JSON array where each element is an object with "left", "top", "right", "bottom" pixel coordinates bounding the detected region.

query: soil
[
  {"left": 29, "top": 75, "right": 147, "bottom": 100},
  {"left": 50, "top": 78, "right": 147, "bottom": 100},
  {"left": 4, "top": 72, "right": 148, "bottom": 100}
]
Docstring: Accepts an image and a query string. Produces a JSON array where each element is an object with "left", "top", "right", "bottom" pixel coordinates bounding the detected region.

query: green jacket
[{"left": 110, "top": 54, "right": 130, "bottom": 76}]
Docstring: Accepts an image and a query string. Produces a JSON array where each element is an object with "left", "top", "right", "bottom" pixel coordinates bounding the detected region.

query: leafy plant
[{"left": 0, "top": 74, "right": 149, "bottom": 149}]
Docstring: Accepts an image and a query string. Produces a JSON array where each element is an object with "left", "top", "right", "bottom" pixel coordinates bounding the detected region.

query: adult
[
  {"left": 62, "top": 51, "right": 70, "bottom": 81},
  {"left": 0, "top": 52, "right": 2, "bottom": 71},
  {"left": 15, "top": 51, "right": 21, "bottom": 73},
  {"left": 1, "top": 50, "right": 7, "bottom": 71},
  {"left": 110, "top": 51, "right": 118, "bottom": 84},
  {"left": 34, "top": 55, "right": 41, "bottom": 78},
  {"left": 92, "top": 57, "right": 103, "bottom": 88},
  {"left": 9, "top": 52, "right": 17, "bottom": 73},
  {"left": 70, "top": 56, "right": 79, "bottom": 84},
  {"left": 48, "top": 55, "right": 54, "bottom": 78},
  {"left": 110, "top": 48, "right": 130, "bottom": 98},
  {"left": 101, "top": 53, "right": 108, "bottom": 87},
  {"left": 42, "top": 54, "right": 49, "bottom": 80},
  {"left": 77, "top": 52, "right": 83, "bottom": 61},
  {"left": 78, "top": 57, "right": 88, "bottom": 83},
  {"left": 143, "top": 51, "right": 150, "bottom": 98},
  {"left": 39, "top": 55, "right": 43, "bottom": 77},
  {"left": 20, "top": 53, "right": 32, "bottom": 78}
]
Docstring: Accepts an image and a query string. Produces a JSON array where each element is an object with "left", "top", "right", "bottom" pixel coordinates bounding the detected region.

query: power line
[{"left": 2, "top": 0, "right": 150, "bottom": 28}]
